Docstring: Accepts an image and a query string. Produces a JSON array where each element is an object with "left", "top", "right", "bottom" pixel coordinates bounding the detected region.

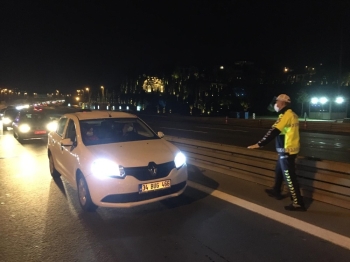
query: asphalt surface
[{"left": 1, "top": 127, "right": 350, "bottom": 262}]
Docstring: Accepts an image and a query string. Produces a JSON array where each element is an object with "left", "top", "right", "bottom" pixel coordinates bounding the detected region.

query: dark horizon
[{"left": 1, "top": 0, "right": 350, "bottom": 93}]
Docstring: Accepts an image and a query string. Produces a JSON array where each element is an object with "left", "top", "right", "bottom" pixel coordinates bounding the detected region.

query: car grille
[
  {"left": 124, "top": 161, "right": 175, "bottom": 181},
  {"left": 101, "top": 181, "right": 186, "bottom": 203}
]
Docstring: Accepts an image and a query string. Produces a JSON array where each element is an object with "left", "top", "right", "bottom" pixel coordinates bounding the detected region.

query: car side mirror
[
  {"left": 61, "top": 138, "right": 74, "bottom": 147},
  {"left": 157, "top": 131, "right": 164, "bottom": 138}
]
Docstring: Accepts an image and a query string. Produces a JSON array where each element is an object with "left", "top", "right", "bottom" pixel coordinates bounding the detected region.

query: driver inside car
[
  {"left": 122, "top": 123, "right": 134, "bottom": 136},
  {"left": 85, "top": 127, "right": 99, "bottom": 141}
]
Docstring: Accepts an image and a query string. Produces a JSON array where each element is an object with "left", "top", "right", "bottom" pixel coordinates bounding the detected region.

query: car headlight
[
  {"left": 174, "top": 152, "right": 186, "bottom": 168},
  {"left": 91, "top": 159, "right": 125, "bottom": 178},
  {"left": 47, "top": 121, "right": 58, "bottom": 132},
  {"left": 19, "top": 124, "right": 30, "bottom": 133},
  {"left": 3, "top": 117, "right": 12, "bottom": 125}
]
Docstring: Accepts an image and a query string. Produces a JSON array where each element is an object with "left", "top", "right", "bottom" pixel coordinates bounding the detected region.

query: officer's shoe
[
  {"left": 265, "top": 189, "right": 283, "bottom": 200},
  {"left": 284, "top": 203, "right": 306, "bottom": 212}
]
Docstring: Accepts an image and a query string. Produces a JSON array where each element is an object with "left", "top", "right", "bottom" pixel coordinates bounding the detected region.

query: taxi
[{"left": 47, "top": 111, "right": 187, "bottom": 211}]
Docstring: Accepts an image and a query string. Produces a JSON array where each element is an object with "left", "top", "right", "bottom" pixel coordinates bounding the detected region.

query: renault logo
[{"left": 148, "top": 162, "right": 157, "bottom": 176}]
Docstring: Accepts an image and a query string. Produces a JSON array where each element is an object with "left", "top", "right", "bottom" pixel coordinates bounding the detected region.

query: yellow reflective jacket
[{"left": 258, "top": 107, "right": 300, "bottom": 155}]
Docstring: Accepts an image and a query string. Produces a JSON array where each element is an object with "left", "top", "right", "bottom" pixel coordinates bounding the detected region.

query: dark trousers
[{"left": 273, "top": 153, "right": 304, "bottom": 206}]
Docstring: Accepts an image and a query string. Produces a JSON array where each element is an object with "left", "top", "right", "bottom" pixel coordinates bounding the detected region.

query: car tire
[
  {"left": 14, "top": 131, "right": 23, "bottom": 143},
  {"left": 77, "top": 173, "right": 97, "bottom": 212},
  {"left": 49, "top": 153, "right": 61, "bottom": 178}
]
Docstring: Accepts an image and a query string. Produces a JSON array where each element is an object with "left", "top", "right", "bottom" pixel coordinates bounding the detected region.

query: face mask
[
  {"left": 274, "top": 104, "right": 279, "bottom": 112},
  {"left": 86, "top": 131, "right": 94, "bottom": 136}
]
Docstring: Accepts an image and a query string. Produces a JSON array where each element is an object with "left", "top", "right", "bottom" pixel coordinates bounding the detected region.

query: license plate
[
  {"left": 139, "top": 180, "right": 171, "bottom": 193},
  {"left": 34, "top": 130, "right": 47, "bottom": 134}
]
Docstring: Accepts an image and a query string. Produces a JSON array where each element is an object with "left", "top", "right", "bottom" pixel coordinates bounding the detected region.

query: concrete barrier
[
  {"left": 165, "top": 136, "right": 350, "bottom": 210},
  {"left": 139, "top": 114, "right": 350, "bottom": 133}
]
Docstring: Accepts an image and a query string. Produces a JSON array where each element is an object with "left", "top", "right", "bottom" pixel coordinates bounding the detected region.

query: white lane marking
[
  {"left": 188, "top": 180, "right": 350, "bottom": 251},
  {"left": 196, "top": 126, "right": 248, "bottom": 132},
  {"left": 159, "top": 127, "right": 207, "bottom": 133}
]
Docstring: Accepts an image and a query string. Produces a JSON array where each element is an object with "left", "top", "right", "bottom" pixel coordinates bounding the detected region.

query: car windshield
[
  {"left": 80, "top": 118, "right": 159, "bottom": 145},
  {"left": 21, "top": 112, "right": 50, "bottom": 123},
  {"left": 4, "top": 109, "right": 19, "bottom": 118}
]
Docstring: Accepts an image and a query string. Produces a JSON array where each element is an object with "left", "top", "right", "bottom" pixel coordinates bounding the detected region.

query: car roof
[
  {"left": 4, "top": 108, "right": 19, "bottom": 114},
  {"left": 65, "top": 110, "right": 137, "bottom": 120}
]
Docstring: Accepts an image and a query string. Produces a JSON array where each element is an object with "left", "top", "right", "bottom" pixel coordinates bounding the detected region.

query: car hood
[{"left": 84, "top": 139, "right": 180, "bottom": 167}]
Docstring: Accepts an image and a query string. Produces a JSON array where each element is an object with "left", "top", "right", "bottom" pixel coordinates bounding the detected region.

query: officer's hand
[{"left": 247, "top": 143, "right": 260, "bottom": 149}]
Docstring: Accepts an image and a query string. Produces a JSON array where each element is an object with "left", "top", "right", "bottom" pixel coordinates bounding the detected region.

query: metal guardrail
[{"left": 165, "top": 136, "right": 350, "bottom": 210}]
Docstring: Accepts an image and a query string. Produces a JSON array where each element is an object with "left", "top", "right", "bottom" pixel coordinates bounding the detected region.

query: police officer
[{"left": 247, "top": 94, "right": 306, "bottom": 211}]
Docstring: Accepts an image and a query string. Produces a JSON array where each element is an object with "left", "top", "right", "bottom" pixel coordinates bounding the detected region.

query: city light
[
  {"left": 310, "top": 98, "right": 317, "bottom": 104},
  {"left": 142, "top": 77, "right": 164, "bottom": 93},
  {"left": 311, "top": 97, "right": 329, "bottom": 105},
  {"left": 319, "top": 97, "right": 328, "bottom": 104},
  {"left": 309, "top": 95, "right": 348, "bottom": 120},
  {"left": 335, "top": 97, "right": 344, "bottom": 104}
]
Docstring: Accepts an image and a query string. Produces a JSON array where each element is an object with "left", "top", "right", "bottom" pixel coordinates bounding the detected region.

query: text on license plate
[
  {"left": 34, "top": 130, "right": 47, "bottom": 134},
  {"left": 139, "top": 180, "right": 171, "bottom": 193}
]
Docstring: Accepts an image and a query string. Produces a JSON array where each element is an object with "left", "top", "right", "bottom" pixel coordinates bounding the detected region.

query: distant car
[
  {"left": 47, "top": 111, "right": 187, "bottom": 211},
  {"left": 12, "top": 109, "right": 57, "bottom": 142},
  {"left": 2, "top": 108, "right": 19, "bottom": 131}
]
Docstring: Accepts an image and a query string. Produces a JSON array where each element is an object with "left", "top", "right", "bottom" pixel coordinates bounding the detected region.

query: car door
[
  {"left": 59, "top": 119, "right": 80, "bottom": 185},
  {"left": 50, "top": 117, "right": 68, "bottom": 176}
]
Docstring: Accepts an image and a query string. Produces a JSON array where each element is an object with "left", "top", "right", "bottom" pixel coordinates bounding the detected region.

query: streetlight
[
  {"left": 85, "top": 87, "right": 90, "bottom": 104},
  {"left": 101, "top": 86, "right": 104, "bottom": 102}
]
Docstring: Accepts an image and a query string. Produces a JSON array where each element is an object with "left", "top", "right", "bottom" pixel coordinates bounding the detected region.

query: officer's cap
[{"left": 276, "top": 94, "right": 291, "bottom": 103}]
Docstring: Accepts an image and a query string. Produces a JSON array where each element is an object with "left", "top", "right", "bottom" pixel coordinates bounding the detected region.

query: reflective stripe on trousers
[{"left": 274, "top": 153, "right": 304, "bottom": 206}]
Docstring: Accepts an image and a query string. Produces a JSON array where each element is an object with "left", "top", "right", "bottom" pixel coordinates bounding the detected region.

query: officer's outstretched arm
[{"left": 247, "top": 127, "right": 281, "bottom": 149}]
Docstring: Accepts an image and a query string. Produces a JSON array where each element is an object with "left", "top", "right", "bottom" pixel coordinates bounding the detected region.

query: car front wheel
[
  {"left": 14, "top": 131, "right": 23, "bottom": 143},
  {"left": 77, "top": 173, "right": 97, "bottom": 212},
  {"left": 49, "top": 153, "right": 60, "bottom": 178}
]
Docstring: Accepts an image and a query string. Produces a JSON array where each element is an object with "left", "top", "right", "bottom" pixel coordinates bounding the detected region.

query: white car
[{"left": 47, "top": 111, "right": 187, "bottom": 211}]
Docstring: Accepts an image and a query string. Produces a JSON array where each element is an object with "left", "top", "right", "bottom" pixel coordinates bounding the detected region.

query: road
[
  {"left": 1, "top": 128, "right": 350, "bottom": 262},
  {"left": 138, "top": 114, "right": 350, "bottom": 163}
]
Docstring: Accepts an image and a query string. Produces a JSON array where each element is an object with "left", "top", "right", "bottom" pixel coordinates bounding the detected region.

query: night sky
[{"left": 1, "top": 0, "right": 349, "bottom": 93}]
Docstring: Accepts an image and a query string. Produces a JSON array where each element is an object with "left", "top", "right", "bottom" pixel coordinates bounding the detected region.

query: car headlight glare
[
  {"left": 3, "top": 117, "right": 12, "bottom": 125},
  {"left": 174, "top": 152, "right": 186, "bottom": 168},
  {"left": 47, "top": 121, "right": 58, "bottom": 132},
  {"left": 91, "top": 159, "right": 125, "bottom": 178},
  {"left": 19, "top": 124, "right": 30, "bottom": 133}
]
